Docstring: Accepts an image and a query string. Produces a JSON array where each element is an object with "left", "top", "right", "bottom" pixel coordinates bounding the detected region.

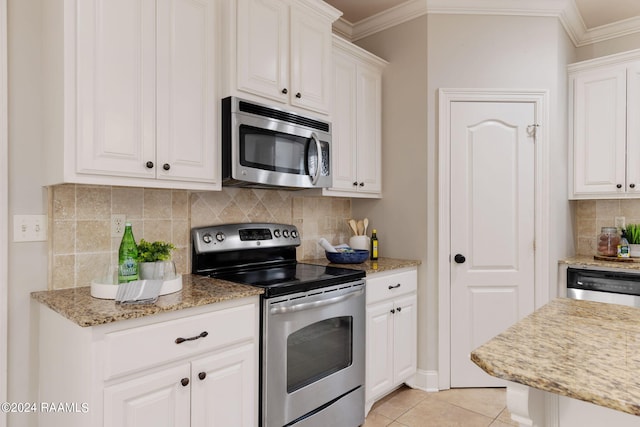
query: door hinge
[{"left": 526, "top": 124, "right": 539, "bottom": 140}]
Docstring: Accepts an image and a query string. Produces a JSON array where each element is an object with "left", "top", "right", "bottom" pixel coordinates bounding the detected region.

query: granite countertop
[
  {"left": 303, "top": 256, "right": 421, "bottom": 274},
  {"left": 471, "top": 298, "right": 640, "bottom": 416},
  {"left": 31, "top": 274, "right": 263, "bottom": 328},
  {"left": 560, "top": 255, "right": 640, "bottom": 271}
]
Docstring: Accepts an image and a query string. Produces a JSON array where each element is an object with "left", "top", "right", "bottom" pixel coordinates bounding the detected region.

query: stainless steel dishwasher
[{"left": 567, "top": 266, "right": 640, "bottom": 307}]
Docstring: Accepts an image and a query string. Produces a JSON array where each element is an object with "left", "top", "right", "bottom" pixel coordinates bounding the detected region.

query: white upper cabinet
[
  {"left": 43, "top": 0, "right": 219, "bottom": 190},
  {"left": 222, "top": 0, "right": 340, "bottom": 115},
  {"left": 323, "top": 36, "right": 387, "bottom": 198},
  {"left": 569, "top": 49, "right": 640, "bottom": 199}
]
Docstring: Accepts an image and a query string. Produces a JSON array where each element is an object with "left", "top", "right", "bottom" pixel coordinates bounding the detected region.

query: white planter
[
  {"left": 139, "top": 262, "right": 156, "bottom": 280},
  {"left": 630, "top": 244, "right": 640, "bottom": 257}
]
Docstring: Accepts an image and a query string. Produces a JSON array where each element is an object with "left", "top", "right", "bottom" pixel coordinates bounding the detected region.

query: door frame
[
  {"left": 1, "top": 0, "right": 7, "bottom": 421},
  {"left": 437, "top": 89, "right": 550, "bottom": 390}
]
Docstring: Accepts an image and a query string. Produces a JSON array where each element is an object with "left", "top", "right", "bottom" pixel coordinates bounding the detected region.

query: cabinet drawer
[
  {"left": 366, "top": 269, "right": 417, "bottom": 305},
  {"left": 103, "top": 303, "right": 256, "bottom": 380}
]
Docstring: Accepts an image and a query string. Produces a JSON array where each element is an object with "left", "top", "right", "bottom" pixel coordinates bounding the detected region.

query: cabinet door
[
  {"left": 104, "top": 364, "right": 191, "bottom": 427},
  {"left": 156, "top": 0, "right": 218, "bottom": 184},
  {"left": 191, "top": 343, "right": 257, "bottom": 427},
  {"left": 236, "top": 0, "right": 288, "bottom": 104},
  {"left": 76, "top": 0, "right": 156, "bottom": 179},
  {"left": 572, "top": 65, "right": 627, "bottom": 196},
  {"left": 626, "top": 62, "right": 640, "bottom": 195},
  {"left": 355, "top": 62, "right": 383, "bottom": 194},
  {"left": 329, "top": 49, "right": 358, "bottom": 192},
  {"left": 289, "top": 5, "right": 332, "bottom": 114},
  {"left": 365, "top": 300, "right": 394, "bottom": 402},
  {"left": 392, "top": 294, "right": 417, "bottom": 383}
]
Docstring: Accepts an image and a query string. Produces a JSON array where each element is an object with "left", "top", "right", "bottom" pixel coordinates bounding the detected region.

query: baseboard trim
[{"left": 406, "top": 369, "right": 440, "bottom": 392}]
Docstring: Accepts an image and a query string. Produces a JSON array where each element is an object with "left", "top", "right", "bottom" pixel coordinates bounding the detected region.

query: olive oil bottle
[{"left": 370, "top": 229, "right": 379, "bottom": 260}]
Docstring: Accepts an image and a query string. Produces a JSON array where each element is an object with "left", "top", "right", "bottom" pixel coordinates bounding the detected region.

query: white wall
[
  {"left": 353, "top": 15, "right": 429, "bottom": 378},
  {"left": 354, "top": 14, "right": 576, "bottom": 387},
  {"left": 7, "top": 0, "right": 46, "bottom": 426}
]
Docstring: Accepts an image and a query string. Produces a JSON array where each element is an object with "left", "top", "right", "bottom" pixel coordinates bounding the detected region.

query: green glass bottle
[
  {"left": 118, "top": 222, "right": 139, "bottom": 283},
  {"left": 370, "top": 229, "right": 379, "bottom": 261}
]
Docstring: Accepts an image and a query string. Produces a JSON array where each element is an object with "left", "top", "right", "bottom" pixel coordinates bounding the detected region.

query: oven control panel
[{"left": 192, "top": 223, "right": 301, "bottom": 253}]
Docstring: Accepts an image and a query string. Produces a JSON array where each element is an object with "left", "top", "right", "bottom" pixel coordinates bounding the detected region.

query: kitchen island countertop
[
  {"left": 471, "top": 297, "right": 640, "bottom": 416},
  {"left": 303, "top": 256, "right": 420, "bottom": 274},
  {"left": 31, "top": 274, "right": 263, "bottom": 327}
]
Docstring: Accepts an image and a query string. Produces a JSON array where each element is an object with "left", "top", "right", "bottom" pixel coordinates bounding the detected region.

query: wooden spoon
[
  {"left": 363, "top": 218, "right": 369, "bottom": 235},
  {"left": 348, "top": 219, "right": 358, "bottom": 235},
  {"left": 357, "top": 220, "right": 364, "bottom": 236}
]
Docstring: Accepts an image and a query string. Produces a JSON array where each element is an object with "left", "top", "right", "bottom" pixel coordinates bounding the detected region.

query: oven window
[
  {"left": 287, "top": 316, "right": 353, "bottom": 393},
  {"left": 240, "top": 125, "right": 308, "bottom": 175}
]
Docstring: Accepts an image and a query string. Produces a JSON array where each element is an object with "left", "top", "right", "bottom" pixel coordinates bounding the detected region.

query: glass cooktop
[{"left": 213, "top": 263, "right": 365, "bottom": 298}]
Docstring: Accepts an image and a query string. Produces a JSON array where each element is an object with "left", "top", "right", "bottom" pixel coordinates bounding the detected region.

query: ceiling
[{"left": 324, "top": 0, "right": 640, "bottom": 30}]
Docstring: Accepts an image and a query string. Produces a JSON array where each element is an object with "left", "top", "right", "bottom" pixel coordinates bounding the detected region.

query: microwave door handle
[{"left": 310, "top": 132, "right": 322, "bottom": 185}]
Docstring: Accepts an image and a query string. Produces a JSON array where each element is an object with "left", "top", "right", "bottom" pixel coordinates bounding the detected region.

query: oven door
[{"left": 262, "top": 281, "right": 365, "bottom": 427}]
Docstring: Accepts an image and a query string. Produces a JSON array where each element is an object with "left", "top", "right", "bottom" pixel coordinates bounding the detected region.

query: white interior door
[{"left": 449, "top": 101, "right": 536, "bottom": 387}]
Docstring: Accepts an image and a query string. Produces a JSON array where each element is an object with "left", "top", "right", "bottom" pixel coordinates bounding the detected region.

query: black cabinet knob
[
  {"left": 295, "top": 92, "right": 301, "bottom": 98},
  {"left": 454, "top": 254, "right": 466, "bottom": 264},
  {"left": 181, "top": 378, "right": 189, "bottom": 387},
  {"left": 353, "top": 181, "right": 358, "bottom": 186},
  {"left": 163, "top": 163, "right": 171, "bottom": 171},
  {"left": 397, "top": 306, "right": 402, "bottom": 312},
  {"left": 146, "top": 161, "right": 154, "bottom": 169},
  {"left": 282, "top": 88, "right": 288, "bottom": 94},
  {"left": 359, "top": 182, "right": 364, "bottom": 187},
  {"left": 390, "top": 309, "right": 396, "bottom": 314},
  {"left": 617, "top": 184, "right": 623, "bottom": 189},
  {"left": 631, "top": 183, "right": 636, "bottom": 189},
  {"left": 198, "top": 372, "right": 206, "bottom": 381}
]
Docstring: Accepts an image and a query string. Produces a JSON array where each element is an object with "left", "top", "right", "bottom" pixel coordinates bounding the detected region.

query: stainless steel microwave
[{"left": 222, "top": 96, "right": 332, "bottom": 189}]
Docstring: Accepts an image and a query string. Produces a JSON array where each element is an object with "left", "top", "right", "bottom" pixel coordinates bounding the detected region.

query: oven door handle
[{"left": 269, "top": 288, "right": 364, "bottom": 315}]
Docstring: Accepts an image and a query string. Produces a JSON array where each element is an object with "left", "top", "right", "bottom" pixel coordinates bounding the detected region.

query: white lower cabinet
[
  {"left": 38, "top": 297, "right": 259, "bottom": 427},
  {"left": 365, "top": 268, "right": 417, "bottom": 414}
]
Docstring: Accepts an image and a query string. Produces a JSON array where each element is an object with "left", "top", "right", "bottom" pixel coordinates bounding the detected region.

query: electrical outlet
[
  {"left": 13, "top": 215, "right": 47, "bottom": 242},
  {"left": 111, "top": 215, "right": 126, "bottom": 237}
]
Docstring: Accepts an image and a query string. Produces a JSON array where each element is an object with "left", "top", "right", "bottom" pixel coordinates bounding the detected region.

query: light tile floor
[{"left": 363, "top": 386, "right": 518, "bottom": 427}]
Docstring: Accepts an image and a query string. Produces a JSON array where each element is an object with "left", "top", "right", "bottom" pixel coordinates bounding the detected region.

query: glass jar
[{"left": 597, "top": 227, "right": 620, "bottom": 256}]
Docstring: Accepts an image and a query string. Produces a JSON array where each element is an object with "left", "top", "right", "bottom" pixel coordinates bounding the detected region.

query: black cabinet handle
[
  {"left": 163, "top": 163, "right": 171, "bottom": 171},
  {"left": 359, "top": 182, "right": 364, "bottom": 187},
  {"left": 175, "top": 331, "right": 208, "bottom": 344},
  {"left": 198, "top": 372, "right": 206, "bottom": 381},
  {"left": 282, "top": 88, "right": 288, "bottom": 94},
  {"left": 397, "top": 306, "right": 402, "bottom": 313},
  {"left": 295, "top": 92, "right": 301, "bottom": 98},
  {"left": 390, "top": 309, "right": 396, "bottom": 314},
  {"left": 631, "top": 183, "right": 636, "bottom": 189},
  {"left": 353, "top": 181, "right": 358, "bottom": 186},
  {"left": 617, "top": 184, "right": 623, "bottom": 189},
  {"left": 146, "top": 161, "right": 154, "bottom": 169},
  {"left": 454, "top": 254, "right": 466, "bottom": 264},
  {"left": 181, "top": 378, "right": 190, "bottom": 387},
  {"left": 388, "top": 284, "right": 401, "bottom": 290}
]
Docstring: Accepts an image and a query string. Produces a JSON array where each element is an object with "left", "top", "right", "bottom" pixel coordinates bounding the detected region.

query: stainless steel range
[{"left": 191, "top": 223, "right": 366, "bottom": 427}]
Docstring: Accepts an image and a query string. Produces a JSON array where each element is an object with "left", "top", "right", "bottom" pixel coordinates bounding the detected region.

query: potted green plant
[
  {"left": 137, "top": 239, "right": 175, "bottom": 279},
  {"left": 625, "top": 224, "right": 640, "bottom": 257}
]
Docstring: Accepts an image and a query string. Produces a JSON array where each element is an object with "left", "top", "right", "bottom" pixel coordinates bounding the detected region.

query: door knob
[{"left": 454, "top": 254, "right": 466, "bottom": 264}]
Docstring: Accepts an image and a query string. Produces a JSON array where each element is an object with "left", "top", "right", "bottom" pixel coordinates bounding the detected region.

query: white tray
[{"left": 90, "top": 275, "right": 183, "bottom": 300}]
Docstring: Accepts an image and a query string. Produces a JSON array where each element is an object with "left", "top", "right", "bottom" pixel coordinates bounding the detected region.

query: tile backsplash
[
  {"left": 574, "top": 199, "right": 640, "bottom": 255},
  {"left": 48, "top": 184, "right": 352, "bottom": 290}
]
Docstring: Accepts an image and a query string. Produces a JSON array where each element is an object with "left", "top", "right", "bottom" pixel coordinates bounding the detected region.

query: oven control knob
[
  {"left": 283, "top": 229, "right": 290, "bottom": 238},
  {"left": 215, "top": 232, "right": 225, "bottom": 242},
  {"left": 202, "top": 233, "right": 213, "bottom": 244},
  {"left": 291, "top": 230, "right": 298, "bottom": 238},
  {"left": 274, "top": 229, "right": 281, "bottom": 238}
]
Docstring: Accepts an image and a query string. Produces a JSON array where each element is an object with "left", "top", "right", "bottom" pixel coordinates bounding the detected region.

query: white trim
[
  {"left": 406, "top": 369, "right": 440, "bottom": 393},
  {"left": 337, "top": 0, "right": 640, "bottom": 47},
  {"left": 0, "top": 0, "right": 7, "bottom": 423},
  {"left": 437, "top": 89, "right": 550, "bottom": 390}
]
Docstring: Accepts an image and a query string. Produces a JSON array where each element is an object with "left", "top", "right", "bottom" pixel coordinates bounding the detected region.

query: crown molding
[{"left": 336, "top": 0, "right": 640, "bottom": 47}]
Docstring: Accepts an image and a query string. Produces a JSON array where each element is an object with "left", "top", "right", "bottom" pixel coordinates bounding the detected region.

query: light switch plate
[{"left": 13, "top": 214, "right": 48, "bottom": 242}]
